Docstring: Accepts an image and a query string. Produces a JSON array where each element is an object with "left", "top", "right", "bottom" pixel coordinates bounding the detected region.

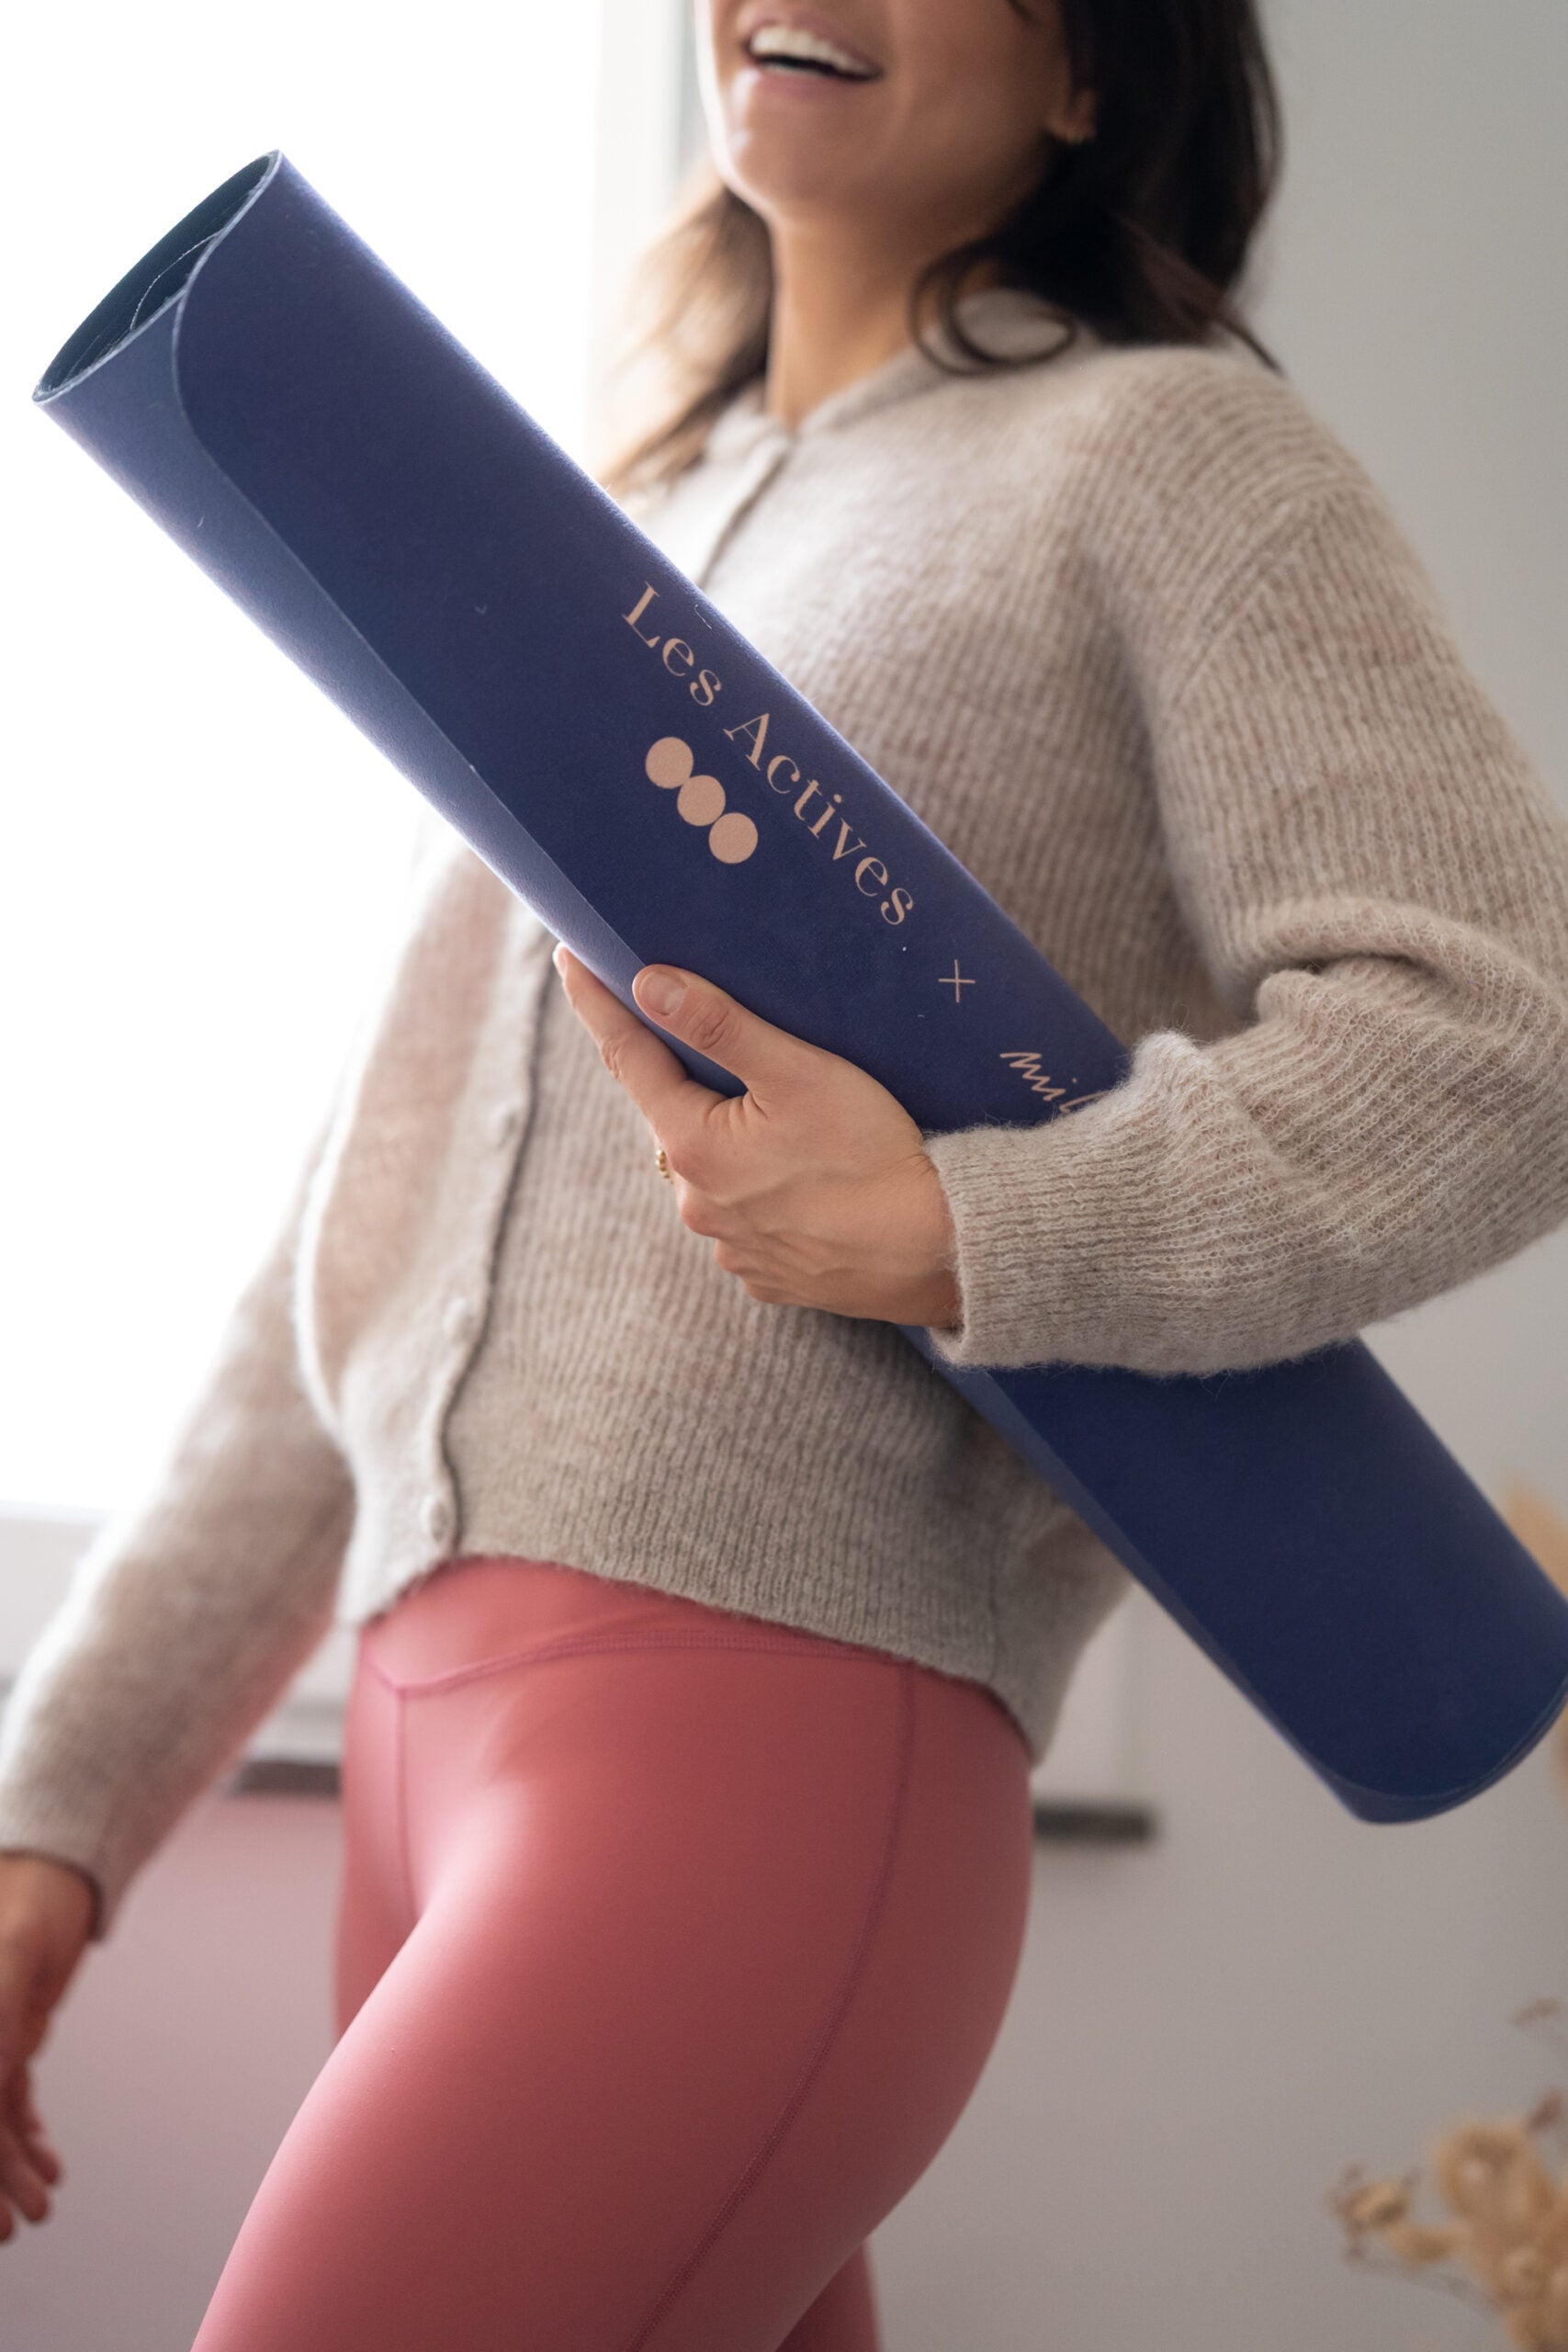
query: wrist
[
  {"left": 0, "top": 1849, "right": 100, "bottom": 1935},
  {"left": 903, "top": 1265, "right": 963, "bottom": 1329},
  {"left": 902, "top": 1151, "right": 962, "bottom": 1328}
]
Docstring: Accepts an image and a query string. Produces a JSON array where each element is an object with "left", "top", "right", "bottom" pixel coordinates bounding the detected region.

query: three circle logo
[{"left": 645, "top": 736, "right": 759, "bottom": 865}]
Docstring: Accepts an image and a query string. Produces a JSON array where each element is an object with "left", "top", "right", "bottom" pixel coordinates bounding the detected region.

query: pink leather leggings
[{"left": 189, "top": 1555, "right": 1035, "bottom": 2351}]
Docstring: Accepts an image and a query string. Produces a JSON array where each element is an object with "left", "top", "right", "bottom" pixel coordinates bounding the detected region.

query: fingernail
[
  {"left": 637, "top": 969, "right": 684, "bottom": 1018},
  {"left": 552, "top": 943, "right": 568, "bottom": 978}
]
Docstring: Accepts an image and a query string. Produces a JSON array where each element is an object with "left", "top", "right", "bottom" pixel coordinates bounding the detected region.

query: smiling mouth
[{"left": 742, "top": 25, "right": 883, "bottom": 82}]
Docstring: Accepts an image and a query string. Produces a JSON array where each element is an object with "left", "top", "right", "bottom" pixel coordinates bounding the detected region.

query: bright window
[{"left": 1, "top": 0, "right": 690, "bottom": 1513}]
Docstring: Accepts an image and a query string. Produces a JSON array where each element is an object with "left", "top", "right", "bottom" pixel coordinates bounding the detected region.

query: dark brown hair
[{"left": 595, "top": 0, "right": 1284, "bottom": 504}]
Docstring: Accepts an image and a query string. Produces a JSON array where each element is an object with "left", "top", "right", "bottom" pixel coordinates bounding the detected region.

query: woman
[{"left": 4, "top": 1, "right": 1568, "bottom": 2344}]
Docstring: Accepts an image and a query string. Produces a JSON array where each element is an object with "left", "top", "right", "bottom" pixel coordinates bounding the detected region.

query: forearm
[
  {"left": 922, "top": 483, "right": 1568, "bottom": 1375},
  {"left": 922, "top": 930, "right": 1568, "bottom": 1374}
]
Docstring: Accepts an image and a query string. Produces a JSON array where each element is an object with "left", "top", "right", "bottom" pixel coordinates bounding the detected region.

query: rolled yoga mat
[{"left": 34, "top": 151, "right": 1568, "bottom": 1821}]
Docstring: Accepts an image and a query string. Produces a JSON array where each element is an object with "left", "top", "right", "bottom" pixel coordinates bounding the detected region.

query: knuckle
[{"left": 683, "top": 998, "right": 737, "bottom": 1062}]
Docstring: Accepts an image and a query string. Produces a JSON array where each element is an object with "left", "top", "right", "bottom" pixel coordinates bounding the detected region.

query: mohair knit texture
[{"left": 4, "top": 288, "right": 1567, "bottom": 1942}]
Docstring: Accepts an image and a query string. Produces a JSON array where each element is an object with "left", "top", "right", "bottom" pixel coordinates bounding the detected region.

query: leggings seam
[
  {"left": 620, "top": 1660, "right": 919, "bottom": 2352},
  {"left": 393, "top": 1686, "right": 418, "bottom": 1935},
  {"left": 362, "top": 1625, "right": 884, "bottom": 1700}
]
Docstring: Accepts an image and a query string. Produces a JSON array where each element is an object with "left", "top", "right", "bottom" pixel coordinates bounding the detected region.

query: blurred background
[{"left": 1, "top": 1, "right": 1564, "bottom": 2346}]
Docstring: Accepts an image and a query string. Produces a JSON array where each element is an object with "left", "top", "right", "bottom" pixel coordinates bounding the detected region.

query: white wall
[
  {"left": 4, "top": 4, "right": 1564, "bottom": 2347},
  {"left": 0, "top": 0, "right": 605, "bottom": 1519},
  {"left": 1245, "top": 0, "right": 1568, "bottom": 1521}
]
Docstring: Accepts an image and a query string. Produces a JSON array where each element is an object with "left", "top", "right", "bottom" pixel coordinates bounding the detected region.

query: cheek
[
  {"left": 907, "top": 85, "right": 1045, "bottom": 198},
  {"left": 886, "top": 5, "right": 1055, "bottom": 186}
]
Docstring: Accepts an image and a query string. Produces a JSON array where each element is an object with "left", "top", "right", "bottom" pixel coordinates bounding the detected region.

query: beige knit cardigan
[{"left": 4, "top": 288, "right": 1567, "bottom": 1941}]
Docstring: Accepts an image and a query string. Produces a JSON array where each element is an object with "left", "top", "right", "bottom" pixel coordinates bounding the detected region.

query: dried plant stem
[{"left": 1343, "top": 2241, "right": 1501, "bottom": 2319}]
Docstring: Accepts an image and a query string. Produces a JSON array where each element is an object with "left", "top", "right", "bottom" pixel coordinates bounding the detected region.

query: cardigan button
[
  {"left": 489, "top": 1100, "right": 524, "bottom": 1147},
  {"left": 421, "top": 1493, "right": 454, "bottom": 1546},
  {"left": 444, "top": 1295, "right": 479, "bottom": 1342}
]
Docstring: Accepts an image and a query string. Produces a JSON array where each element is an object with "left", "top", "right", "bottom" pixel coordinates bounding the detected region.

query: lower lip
[{"left": 736, "top": 61, "right": 879, "bottom": 96}]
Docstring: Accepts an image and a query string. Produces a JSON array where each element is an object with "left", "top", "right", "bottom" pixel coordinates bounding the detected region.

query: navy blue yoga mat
[{"left": 34, "top": 152, "right": 1568, "bottom": 1821}]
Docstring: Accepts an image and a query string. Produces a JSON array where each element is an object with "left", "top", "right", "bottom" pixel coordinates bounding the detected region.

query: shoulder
[
  {"left": 1030, "top": 334, "right": 1387, "bottom": 537},
  {"left": 906, "top": 306, "right": 1393, "bottom": 569},
  {"left": 970, "top": 333, "right": 1421, "bottom": 644}
]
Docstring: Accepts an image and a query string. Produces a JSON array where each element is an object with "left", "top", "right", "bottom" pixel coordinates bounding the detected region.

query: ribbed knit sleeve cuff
[
  {"left": 920, "top": 1123, "right": 1070, "bottom": 1373},
  {"left": 918, "top": 1070, "right": 1221, "bottom": 1376},
  {"left": 919, "top": 1060, "right": 1339, "bottom": 1380}
]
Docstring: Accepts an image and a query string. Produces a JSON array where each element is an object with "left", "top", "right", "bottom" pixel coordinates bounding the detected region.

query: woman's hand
[
  {"left": 0, "top": 1851, "right": 96, "bottom": 2243},
  {"left": 554, "top": 946, "right": 963, "bottom": 1329}
]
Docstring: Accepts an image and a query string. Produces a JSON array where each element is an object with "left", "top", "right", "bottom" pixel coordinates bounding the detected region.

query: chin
[{"left": 719, "top": 132, "right": 868, "bottom": 222}]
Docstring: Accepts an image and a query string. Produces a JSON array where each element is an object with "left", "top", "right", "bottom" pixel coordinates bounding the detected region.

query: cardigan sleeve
[
  {"left": 0, "top": 1113, "right": 356, "bottom": 1942},
  {"left": 919, "top": 470, "right": 1568, "bottom": 1377}
]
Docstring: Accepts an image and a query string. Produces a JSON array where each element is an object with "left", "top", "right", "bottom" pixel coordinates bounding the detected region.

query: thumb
[{"left": 630, "top": 965, "right": 825, "bottom": 1102}]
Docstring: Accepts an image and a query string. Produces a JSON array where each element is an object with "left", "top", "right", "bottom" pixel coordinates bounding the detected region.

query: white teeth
[{"left": 746, "top": 23, "right": 878, "bottom": 77}]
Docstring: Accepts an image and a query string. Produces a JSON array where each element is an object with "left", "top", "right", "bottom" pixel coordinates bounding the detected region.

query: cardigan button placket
[
  {"left": 417, "top": 929, "right": 550, "bottom": 1573},
  {"left": 690, "top": 432, "right": 794, "bottom": 586}
]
